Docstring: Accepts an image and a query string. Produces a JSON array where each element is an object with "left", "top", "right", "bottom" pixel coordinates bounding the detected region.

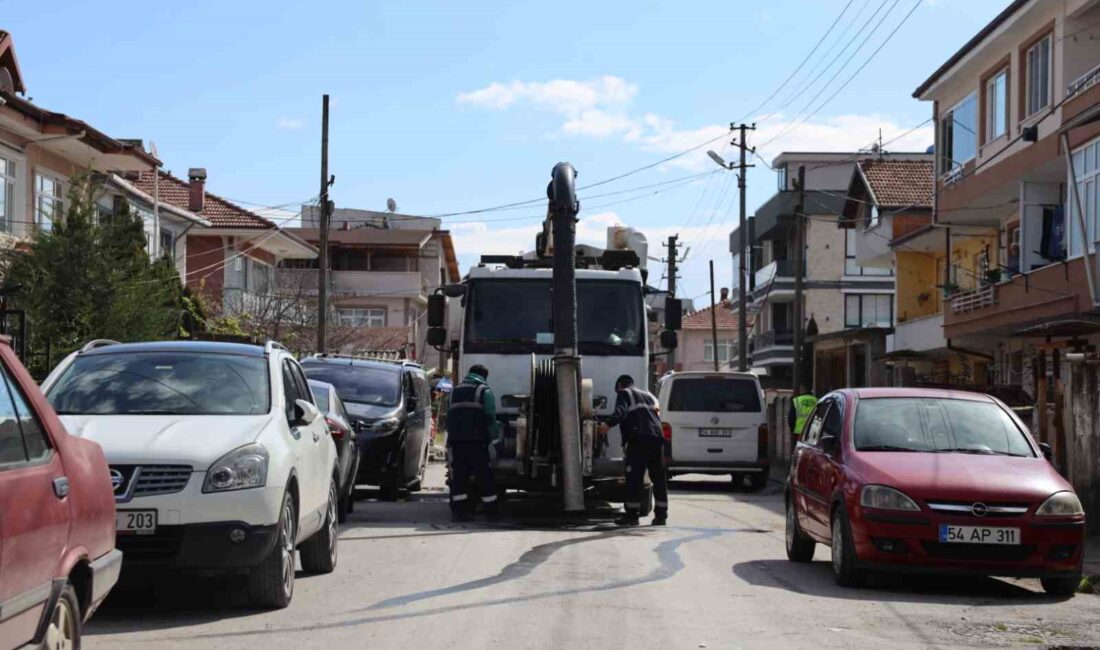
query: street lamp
[{"left": 707, "top": 150, "right": 732, "bottom": 169}]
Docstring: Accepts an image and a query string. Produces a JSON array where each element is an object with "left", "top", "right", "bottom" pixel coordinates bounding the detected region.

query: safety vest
[
  {"left": 446, "top": 382, "right": 490, "bottom": 444},
  {"left": 792, "top": 394, "right": 817, "bottom": 437}
]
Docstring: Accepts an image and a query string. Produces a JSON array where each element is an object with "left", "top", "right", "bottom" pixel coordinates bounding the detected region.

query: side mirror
[
  {"left": 664, "top": 298, "right": 683, "bottom": 331},
  {"left": 1038, "top": 442, "right": 1053, "bottom": 461},
  {"left": 427, "top": 294, "right": 446, "bottom": 327},
  {"left": 442, "top": 284, "right": 467, "bottom": 298},
  {"left": 660, "top": 329, "right": 678, "bottom": 350},
  {"left": 427, "top": 327, "right": 447, "bottom": 347},
  {"left": 293, "top": 399, "right": 320, "bottom": 427}
]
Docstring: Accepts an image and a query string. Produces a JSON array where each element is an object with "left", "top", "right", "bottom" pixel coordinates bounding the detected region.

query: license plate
[
  {"left": 699, "top": 428, "right": 733, "bottom": 438},
  {"left": 939, "top": 524, "right": 1020, "bottom": 545},
  {"left": 116, "top": 510, "right": 157, "bottom": 535}
]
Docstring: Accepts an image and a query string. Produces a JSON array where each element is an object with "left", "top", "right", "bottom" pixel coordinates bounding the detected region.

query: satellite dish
[{"left": 386, "top": 198, "right": 397, "bottom": 213}]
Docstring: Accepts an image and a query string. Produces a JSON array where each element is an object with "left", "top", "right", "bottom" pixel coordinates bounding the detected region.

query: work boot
[
  {"left": 615, "top": 512, "right": 640, "bottom": 527},
  {"left": 483, "top": 503, "right": 501, "bottom": 520},
  {"left": 652, "top": 512, "right": 667, "bottom": 526}
]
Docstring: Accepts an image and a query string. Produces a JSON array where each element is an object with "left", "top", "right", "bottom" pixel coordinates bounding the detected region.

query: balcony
[
  {"left": 751, "top": 329, "right": 794, "bottom": 367},
  {"left": 950, "top": 285, "right": 995, "bottom": 314},
  {"left": 332, "top": 271, "right": 427, "bottom": 299},
  {"left": 892, "top": 312, "right": 945, "bottom": 353},
  {"left": 1067, "top": 62, "right": 1100, "bottom": 99},
  {"left": 751, "top": 260, "right": 801, "bottom": 303}
]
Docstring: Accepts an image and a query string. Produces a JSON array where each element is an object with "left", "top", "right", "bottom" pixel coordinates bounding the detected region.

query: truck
[{"left": 427, "top": 163, "right": 680, "bottom": 513}]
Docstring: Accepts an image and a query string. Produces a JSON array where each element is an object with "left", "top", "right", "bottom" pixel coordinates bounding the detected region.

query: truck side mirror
[
  {"left": 427, "top": 294, "right": 446, "bottom": 328},
  {"left": 427, "top": 327, "right": 447, "bottom": 347},
  {"left": 664, "top": 298, "right": 682, "bottom": 331},
  {"left": 660, "top": 329, "right": 678, "bottom": 350},
  {"left": 442, "top": 284, "right": 467, "bottom": 298}
]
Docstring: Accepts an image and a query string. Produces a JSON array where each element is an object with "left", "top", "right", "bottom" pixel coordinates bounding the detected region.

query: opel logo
[
  {"left": 971, "top": 502, "right": 989, "bottom": 518},
  {"left": 110, "top": 469, "right": 124, "bottom": 492},
  {"left": 711, "top": 416, "right": 720, "bottom": 425}
]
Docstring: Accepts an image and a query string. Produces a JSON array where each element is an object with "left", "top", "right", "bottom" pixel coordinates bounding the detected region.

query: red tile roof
[
  {"left": 857, "top": 159, "right": 934, "bottom": 209},
  {"left": 127, "top": 170, "right": 274, "bottom": 229},
  {"left": 681, "top": 301, "right": 747, "bottom": 331}
]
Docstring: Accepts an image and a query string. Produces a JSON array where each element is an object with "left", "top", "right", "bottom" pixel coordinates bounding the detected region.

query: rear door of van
[{"left": 662, "top": 374, "right": 764, "bottom": 467}]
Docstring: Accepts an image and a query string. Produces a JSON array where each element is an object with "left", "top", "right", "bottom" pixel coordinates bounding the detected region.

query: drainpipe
[
  {"left": 548, "top": 162, "right": 585, "bottom": 513},
  {"left": 1062, "top": 131, "right": 1099, "bottom": 308}
]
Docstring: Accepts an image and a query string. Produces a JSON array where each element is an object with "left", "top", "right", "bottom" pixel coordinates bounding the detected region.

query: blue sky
[{"left": 6, "top": 0, "right": 1006, "bottom": 299}]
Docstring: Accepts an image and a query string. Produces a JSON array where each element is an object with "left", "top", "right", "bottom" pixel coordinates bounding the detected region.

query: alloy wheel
[
  {"left": 785, "top": 503, "right": 796, "bottom": 552},
  {"left": 44, "top": 595, "right": 74, "bottom": 650},
  {"left": 327, "top": 482, "right": 339, "bottom": 565},
  {"left": 831, "top": 518, "right": 843, "bottom": 576},
  {"left": 281, "top": 499, "right": 296, "bottom": 599}
]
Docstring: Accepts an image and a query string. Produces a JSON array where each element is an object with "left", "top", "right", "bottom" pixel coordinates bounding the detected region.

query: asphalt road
[{"left": 86, "top": 463, "right": 1100, "bottom": 649}]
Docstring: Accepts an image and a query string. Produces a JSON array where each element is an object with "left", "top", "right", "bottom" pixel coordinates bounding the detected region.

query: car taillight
[
  {"left": 326, "top": 417, "right": 346, "bottom": 440},
  {"left": 757, "top": 423, "right": 769, "bottom": 463},
  {"left": 661, "top": 422, "right": 672, "bottom": 441}
]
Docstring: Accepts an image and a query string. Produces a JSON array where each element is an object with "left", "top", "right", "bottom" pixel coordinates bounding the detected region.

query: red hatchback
[
  {"left": 0, "top": 338, "right": 121, "bottom": 649},
  {"left": 785, "top": 388, "right": 1085, "bottom": 595}
]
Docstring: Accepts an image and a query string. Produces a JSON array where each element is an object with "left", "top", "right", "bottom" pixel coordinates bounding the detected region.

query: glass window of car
[
  {"left": 854, "top": 397, "right": 1033, "bottom": 456},
  {"left": 667, "top": 376, "right": 761, "bottom": 412},
  {"left": 0, "top": 365, "right": 27, "bottom": 466},
  {"left": 4, "top": 368, "right": 50, "bottom": 461},
  {"left": 282, "top": 361, "right": 302, "bottom": 423},
  {"left": 312, "top": 383, "right": 331, "bottom": 414},
  {"left": 48, "top": 352, "right": 271, "bottom": 416},
  {"left": 802, "top": 404, "right": 828, "bottom": 446},
  {"left": 302, "top": 363, "right": 401, "bottom": 407},
  {"left": 290, "top": 361, "right": 313, "bottom": 405},
  {"left": 819, "top": 399, "right": 843, "bottom": 448}
]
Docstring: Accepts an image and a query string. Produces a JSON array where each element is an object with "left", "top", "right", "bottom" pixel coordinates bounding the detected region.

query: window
[
  {"left": 160, "top": 228, "right": 175, "bottom": 261},
  {"left": 844, "top": 228, "right": 892, "bottom": 276},
  {"left": 853, "top": 397, "right": 1032, "bottom": 456},
  {"left": 338, "top": 308, "right": 386, "bottom": 328},
  {"left": 865, "top": 204, "right": 880, "bottom": 229},
  {"left": 777, "top": 164, "right": 788, "bottom": 191},
  {"left": 985, "top": 69, "right": 1008, "bottom": 141},
  {"left": 939, "top": 92, "right": 978, "bottom": 174},
  {"left": 246, "top": 259, "right": 273, "bottom": 295},
  {"left": 5, "top": 370, "right": 49, "bottom": 461},
  {"left": 844, "top": 294, "right": 893, "bottom": 328},
  {"left": 0, "top": 366, "right": 27, "bottom": 465},
  {"left": 34, "top": 172, "right": 65, "bottom": 232},
  {"left": 667, "top": 376, "right": 761, "bottom": 413},
  {"left": 282, "top": 361, "right": 302, "bottom": 423},
  {"left": 1068, "top": 136, "right": 1100, "bottom": 259},
  {"left": 703, "top": 339, "right": 734, "bottom": 363},
  {"left": 0, "top": 156, "right": 14, "bottom": 234},
  {"left": 301, "top": 362, "right": 402, "bottom": 407},
  {"left": 1025, "top": 34, "right": 1052, "bottom": 117}
]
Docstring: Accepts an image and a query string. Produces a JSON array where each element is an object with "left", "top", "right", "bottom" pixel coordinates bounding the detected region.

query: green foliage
[{"left": 2, "top": 174, "right": 186, "bottom": 375}]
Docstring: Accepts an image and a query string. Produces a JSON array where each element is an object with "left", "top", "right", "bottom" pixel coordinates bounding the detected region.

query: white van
[{"left": 656, "top": 371, "right": 769, "bottom": 489}]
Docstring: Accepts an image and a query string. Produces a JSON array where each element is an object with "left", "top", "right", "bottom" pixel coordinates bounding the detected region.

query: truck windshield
[{"left": 465, "top": 279, "right": 645, "bottom": 355}]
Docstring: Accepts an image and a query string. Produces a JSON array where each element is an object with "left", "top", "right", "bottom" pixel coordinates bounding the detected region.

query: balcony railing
[
  {"left": 1068, "top": 63, "right": 1100, "bottom": 98},
  {"left": 754, "top": 330, "right": 794, "bottom": 349},
  {"left": 754, "top": 260, "right": 801, "bottom": 287},
  {"left": 950, "top": 285, "right": 996, "bottom": 314}
]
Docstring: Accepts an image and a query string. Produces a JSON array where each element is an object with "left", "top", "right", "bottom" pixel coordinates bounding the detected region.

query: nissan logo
[
  {"left": 110, "top": 469, "right": 124, "bottom": 492},
  {"left": 971, "top": 502, "right": 989, "bottom": 518}
]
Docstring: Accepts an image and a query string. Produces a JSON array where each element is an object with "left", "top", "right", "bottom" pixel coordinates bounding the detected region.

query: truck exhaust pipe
[{"left": 547, "top": 162, "right": 585, "bottom": 512}]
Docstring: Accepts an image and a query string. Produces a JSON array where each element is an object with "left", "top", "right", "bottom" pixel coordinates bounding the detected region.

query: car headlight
[
  {"left": 371, "top": 417, "right": 400, "bottom": 434},
  {"left": 1035, "top": 491, "right": 1084, "bottom": 517},
  {"left": 203, "top": 444, "right": 269, "bottom": 493},
  {"left": 860, "top": 485, "right": 920, "bottom": 511}
]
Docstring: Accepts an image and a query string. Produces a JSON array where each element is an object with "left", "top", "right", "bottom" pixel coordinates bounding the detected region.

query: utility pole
[
  {"left": 665, "top": 235, "right": 679, "bottom": 372},
  {"left": 709, "top": 260, "right": 719, "bottom": 372},
  {"left": 734, "top": 123, "right": 756, "bottom": 372},
  {"left": 792, "top": 165, "right": 806, "bottom": 396},
  {"left": 317, "top": 94, "right": 331, "bottom": 353}
]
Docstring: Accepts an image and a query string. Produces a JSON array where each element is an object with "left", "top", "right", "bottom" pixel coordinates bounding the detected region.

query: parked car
[
  {"left": 656, "top": 371, "right": 769, "bottom": 489},
  {"left": 300, "top": 355, "right": 431, "bottom": 501},
  {"left": 308, "top": 379, "right": 359, "bottom": 523},
  {"left": 42, "top": 340, "right": 340, "bottom": 609},
  {"left": 785, "top": 388, "right": 1085, "bottom": 595},
  {"left": 0, "top": 337, "right": 121, "bottom": 649}
]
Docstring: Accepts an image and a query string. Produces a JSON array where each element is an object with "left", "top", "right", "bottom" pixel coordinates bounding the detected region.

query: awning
[
  {"left": 1014, "top": 315, "right": 1100, "bottom": 338},
  {"left": 1059, "top": 100, "right": 1100, "bottom": 134}
]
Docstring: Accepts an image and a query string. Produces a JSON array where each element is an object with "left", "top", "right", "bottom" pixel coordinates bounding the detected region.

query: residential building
[
  {"left": 675, "top": 290, "right": 741, "bottom": 372},
  {"left": 731, "top": 151, "right": 930, "bottom": 393},
  {"left": 286, "top": 206, "right": 460, "bottom": 365},
  {"left": 127, "top": 169, "right": 317, "bottom": 313},
  {"left": 911, "top": 0, "right": 1100, "bottom": 523}
]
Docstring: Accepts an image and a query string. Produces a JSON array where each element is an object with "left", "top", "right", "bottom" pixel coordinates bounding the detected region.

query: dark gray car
[{"left": 309, "top": 379, "right": 359, "bottom": 522}]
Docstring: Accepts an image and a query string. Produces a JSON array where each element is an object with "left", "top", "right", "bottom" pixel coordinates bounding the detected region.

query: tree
[{"left": 1, "top": 173, "right": 185, "bottom": 375}]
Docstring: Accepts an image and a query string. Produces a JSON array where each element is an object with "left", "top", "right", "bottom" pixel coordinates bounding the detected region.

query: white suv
[{"left": 42, "top": 340, "right": 339, "bottom": 609}]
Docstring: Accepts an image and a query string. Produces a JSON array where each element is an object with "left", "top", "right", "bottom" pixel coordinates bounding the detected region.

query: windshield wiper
[
  {"left": 857, "top": 445, "right": 923, "bottom": 452},
  {"left": 934, "top": 448, "right": 1029, "bottom": 457}
]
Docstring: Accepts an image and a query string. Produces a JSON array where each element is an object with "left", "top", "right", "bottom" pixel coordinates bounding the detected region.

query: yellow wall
[
  {"left": 896, "top": 252, "right": 940, "bottom": 321},
  {"left": 949, "top": 234, "right": 997, "bottom": 291}
]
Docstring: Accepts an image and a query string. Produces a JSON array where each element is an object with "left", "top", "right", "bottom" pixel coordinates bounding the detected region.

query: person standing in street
[
  {"left": 599, "top": 374, "right": 668, "bottom": 527},
  {"left": 789, "top": 385, "right": 816, "bottom": 450},
  {"left": 445, "top": 364, "right": 500, "bottom": 522}
]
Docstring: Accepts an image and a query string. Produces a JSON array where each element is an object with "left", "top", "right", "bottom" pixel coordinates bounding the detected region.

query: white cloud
[
  {"left": 751, "top": 113, "right": 934, "bottom": 165},
  {"left": 457, "top": 76, "right": 637, "bottom": 115},
  {"left": 276, "top": 117, "right": 305, "bottom": 131}
]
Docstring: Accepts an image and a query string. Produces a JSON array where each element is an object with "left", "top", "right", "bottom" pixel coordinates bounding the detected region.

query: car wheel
[
  {"left": 379, "top": 448, "right": 405, "bottom": 501},
  {"left": 830, "top": 508, "right": 866, "bottom": 588},
  {"left": 785, "top": 497, "right": 815, "bottom": 563},
  {"left": 40, "top": 582, "right": 80, "bottom": 650},
  {"left": 249, "top": 490, "right": 296, "bottom": 609},
  {"left": 301, "top": 479, "right": 339, "bottom": 574},
  {"left": 1041, "top": 576, "right": 1080, "bottom": 597},
  {"left": 730, "top": 473, "right": 744, "bottom": 489},
  {"left": 748, "top": 473, "right": 768, "bottom": 491}
]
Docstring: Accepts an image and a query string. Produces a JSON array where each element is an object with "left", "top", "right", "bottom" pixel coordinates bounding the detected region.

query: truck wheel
[
  {"left": 638, "top": 485, "right": 654, "bottom": 516},
  {"left": 301, "top": 479, "right": 339, "bottom": 574},
  {"left": 41, "top": 581, "right": 81, "bottom": 650},
  {"left": 249, "top": 491, "right": 296, "bottom": 609}
]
